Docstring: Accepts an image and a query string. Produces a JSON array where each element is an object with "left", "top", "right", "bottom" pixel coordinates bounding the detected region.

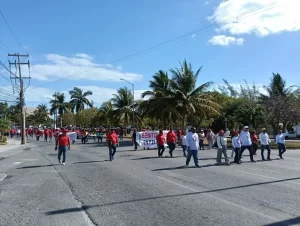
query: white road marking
[
  {"left": 0, "top": 173, "right": 7, "bottom": 181},
  {"left": 237, "top": 170, "right": 300, "bottom": 186},
  {"left": 157, "top": 175, "right": 279, "bottom": 221},
  {"left": 12, "top": 162, "right": 22, "bottom": 165}
]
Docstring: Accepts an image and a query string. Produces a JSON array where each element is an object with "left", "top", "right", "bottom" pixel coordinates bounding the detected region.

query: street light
[{"left": 120, "top": 78, "right": 135, "bottom": 128}]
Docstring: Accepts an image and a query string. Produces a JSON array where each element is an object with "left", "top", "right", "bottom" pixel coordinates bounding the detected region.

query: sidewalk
[{"left": 0, "top": 138, "right": 26, "bottom": 153}]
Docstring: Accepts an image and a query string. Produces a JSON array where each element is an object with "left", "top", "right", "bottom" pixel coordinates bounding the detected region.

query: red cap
[
  {"left": 219, "top": 130, "right": 225, "bottom": 135},
  {"left": 234, "top": 130, "right": 239, "bottom": 135}
]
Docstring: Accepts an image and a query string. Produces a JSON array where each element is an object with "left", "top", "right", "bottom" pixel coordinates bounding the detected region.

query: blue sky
[{"left": 1, "top": 0, "right": 300, "bottom": 107}]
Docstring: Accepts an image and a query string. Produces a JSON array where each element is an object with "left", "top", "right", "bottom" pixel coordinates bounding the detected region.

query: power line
[
  {"left": 0, "top": 10, "right": 23, "bottom": 49},
  {"left": 29, "top": 0, "right": 281, "bottom": 90}
]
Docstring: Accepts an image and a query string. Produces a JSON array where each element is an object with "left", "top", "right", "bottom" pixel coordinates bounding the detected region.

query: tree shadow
[
  {"left": 73, "top": 160, "right": 109, "bottom": 164},
  {"left": 263, "top": 216, "right": 300, "bottom": 225},
  {"left": 45, "top": 176, "right": 300, "bottom": 215},
  {"left": 16, "top": 164, "right": 54, "bottom": 169}
]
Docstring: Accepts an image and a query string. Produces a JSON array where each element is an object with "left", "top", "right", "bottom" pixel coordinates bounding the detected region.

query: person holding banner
[
  {"left": 156, "top": 130, "right": 165, "bottom": 157},
  {"left": 167, "top": 127, "right": 176, "bottom": 157}
]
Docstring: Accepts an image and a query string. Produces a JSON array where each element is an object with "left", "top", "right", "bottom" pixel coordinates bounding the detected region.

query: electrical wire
[
  {"left": 0, "top": 10, "right": 23, "bottom": 49},
  {"left": 28, "top": 0, "right": 282, "bottom": 90}
]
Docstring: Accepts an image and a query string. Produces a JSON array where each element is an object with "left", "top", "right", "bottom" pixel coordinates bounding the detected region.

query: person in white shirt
[
  {"left": 232, "top": 131, "right": 241, "bottom": 164},
  {"left": 186, "top": 127, "right": 200, "bottom": 168},
  {"left": 259, "top": 128, "right": 272, "bottom": 161},
  {"left": 239, "top": 126, "right": 255, "bottom": 162},
  {"left": 275, "top": 129, "right": 288, "bottom": 159},
  {"left": 181, "top": 131, "right": 188, "bottom": 157},
  {"left": 216, "top": 129, "right": 230, "bottom": 165},
  {"left": 198, "top": 130, "right": 205, "bottom": 150}
]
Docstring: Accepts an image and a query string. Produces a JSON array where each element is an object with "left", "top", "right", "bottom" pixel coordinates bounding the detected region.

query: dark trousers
[
  {"left": 234, "top": 147, "right": 241, "bottom": 163},
  {"left": 199, "top": 140, "right": 204, "bottom": 150},
  {"left": 97, "top": 136, "right": 103, "bottom": 143},
  {"left": 278, "top": 143, "right": 286, "bottom": 158},
  {"left": 109, "top": 144, "right": 117, "bottom": 161},
  {"left": 134, "top": 141, "right": 138, "bottom": 150},
  {"left": 240, "top": 145, "right": 254, "bottom": 161},
  {"left": 167, "top": 142, "right": 176, "bottom": 156},
  {"left": 44, "top": 135, "right": 48, "bottom": 142},
  {"left": 81, "top": 136, "right": 87, "bottom": 144},
  {"left": 261, "top": 145, "right": 271, "bottom": 160},
  {"left": 252, "top": 143, "right": 258, "bottom": 154},
  {"left": 58, "top": 146, "right": 67, "bottom": 163},
  {"left": 182, "top": 145, "right": 187, "bottom": 156},
  {"left": 186, "top": 149, "right": 199, "bottom": 166},
  {"left": 158, "top": 144, "right": 165, "bottom": 157}
]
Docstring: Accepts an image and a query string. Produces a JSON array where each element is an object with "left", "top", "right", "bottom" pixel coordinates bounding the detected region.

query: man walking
[
  {"left": 167, "top": 127, "right": 176, "bottom": 157},
  {"left": 186, "top": 127, "right": 200, "bottom": 168},
  {"left": 276, "top": 129, "right": 288, "bottom": 159},
  {"left": 132, "top": 129, "right": 138, "bottom": 151},
  {"left": 107, "top": 129, "right": 119, "bottom": 161},
  {"left": 156, "top": 130, "right": 165, "bottom": 157},
  {"left": 206, "top": 129, "right": 215, "bottom": 150},
  {"left": 239, "top": 126, "right": 255, "bottom": 162},
  {"left": 259, "top": 128, "right": 272, "bottom": 161},
  {"left": 55, "top": 129, "right": 70, "bottom": 165},
  {"left": 216, "top": 129, "right": 230, "bottom": 165}
]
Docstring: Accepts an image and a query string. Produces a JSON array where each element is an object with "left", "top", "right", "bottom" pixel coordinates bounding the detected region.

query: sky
[{"left": 0, "top": 0, "right": 300, "bottom": 108}]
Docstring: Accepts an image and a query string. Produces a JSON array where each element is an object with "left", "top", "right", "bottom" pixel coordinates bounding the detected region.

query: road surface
[{"left": 0, "top": 139, "right": 300, "bottom": 226}]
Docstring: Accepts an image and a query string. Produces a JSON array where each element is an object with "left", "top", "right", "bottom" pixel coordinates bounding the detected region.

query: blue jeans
[
  {"left": 58, "top": 146, "right": 67, "bottom": 163},
  {"left": 109, "top": 144, "right": 117, "bottom": 161},
  {"left": 181, "top": 145, "right": 187, "bottom": 156},
  {"left": 186, "top": 149, "right": 199, "bottom": 166},
  {"left": 278, "top": 143, "right": 286, "bottom": 157}
]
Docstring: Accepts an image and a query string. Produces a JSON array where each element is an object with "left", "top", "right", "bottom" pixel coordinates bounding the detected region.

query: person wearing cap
[
  {"left": 275, "top": 129, "right": 288, "bottom": 159},
  {"left": 239, "top": 126, "right": 255, "bottom": 162},
  {"left": 216, "top": 129, "right": 230, "bottom": 165},
  {"left": 167, "top": 127, "right": 176, "bottom": 157},
  {"left": 186, "top": 127, "right": 200, "bottom": 167},
  {"left": 232, "top": 131, "right": 241, "bottom": 164},
  {"left": 259, "top": 128, "right": 272, "bottom": 161},
  {"left": 107, "top": 129, "right": 119, "bottom": 161},
  {"left": 55, "top": 129, "right": 70, "bottom": 165}
]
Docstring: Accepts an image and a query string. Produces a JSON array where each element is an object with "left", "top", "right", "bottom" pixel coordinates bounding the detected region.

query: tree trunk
[
  {"left": 60, "top": 115, "right": 63, "bottom": 128},
  {"left": 181, "top": 114, "right": 186, "bottom": 132}
]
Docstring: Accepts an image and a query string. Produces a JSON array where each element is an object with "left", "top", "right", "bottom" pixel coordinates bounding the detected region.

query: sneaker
[
  {"left": 62, "top": 162, "right": 65, "bottom": 165},
  {"left": 195, "top": 165, "right": 201, "bottom": 168},
  {"left": 59, "top": 160, "right": 62, "bottom": 164}
]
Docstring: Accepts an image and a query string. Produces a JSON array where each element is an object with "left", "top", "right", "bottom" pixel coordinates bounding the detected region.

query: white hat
[{"left": 244, "top": 126, "right": 249, "bottom": 129}]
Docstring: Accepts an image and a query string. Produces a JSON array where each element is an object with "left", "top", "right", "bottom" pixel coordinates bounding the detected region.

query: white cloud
[
  {"left": 204, "top": 1, "right": 210, "bottom": 6},
  {"left": 23, "top": 86, "right": 148, "bottom": 106},
  {"left": 208, "top": 35, "right": 244, "bottom": 46},
  {"left": 31, "top": 53, "right": 143, "bottom": 82},
  {"left": 191, "top": 34, "right": 197, "bottom": 39},
  {"left": 208, "top": 0, "right": 300, "bottom": 37}
]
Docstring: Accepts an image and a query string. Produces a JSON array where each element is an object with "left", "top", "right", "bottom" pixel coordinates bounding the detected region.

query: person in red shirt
[
  {"left": 48, "top": 129, "right": 53, "bottom": 143},
  {"left": 251, "top": 130, "right": 258, "bottom": 155},
  {"left": 167, "top": 127, "right": 176, "bottom": 157},
  {"left": 55, "top": 129, "right": 70, "bottom": 165},
  {"left": 44, "top": 129, "right": 49, "bottom": 143},
  {"left": 106, "top": 129, "right": 119, "bottom": 161},
  {"left": 36, "top": 130, "right": 42, "bottom": 141},
  {"left": 156, "top": 130, "right": 165, "bottom": 157}
]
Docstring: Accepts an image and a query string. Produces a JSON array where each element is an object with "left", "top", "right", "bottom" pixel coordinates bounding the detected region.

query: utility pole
[{"left": 8, "top": 53, "right": 30, "bottom": 145}]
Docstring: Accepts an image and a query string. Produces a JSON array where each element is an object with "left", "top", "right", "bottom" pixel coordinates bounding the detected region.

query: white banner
[{"left": 136, "top": 130, "right": 169, "bottom": 149}]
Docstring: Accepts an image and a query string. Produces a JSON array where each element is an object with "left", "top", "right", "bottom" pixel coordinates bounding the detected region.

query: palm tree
[
  {"left": 168, "top": 60, "right": 220, "bottom": 130},
  {"left": 49, "top": 93, "right": 69, "bottom": 128},
  {"left": 33, "top": 104, "right": 50, "bottom": 125},
  {"left": 141, "top": 71, "right": 177, "bottom": 128},
  {"left": 111, "top": 87, "right": 134, "bottom": 125},
  {"left": 98, "top": 101, "right": 114, "bottom": 126},
  {"left": 69, "top": 87, "right": 93, "bottom": 113},
  {"left": 0, "top": 102, "right": 9, "bottom": 119}
]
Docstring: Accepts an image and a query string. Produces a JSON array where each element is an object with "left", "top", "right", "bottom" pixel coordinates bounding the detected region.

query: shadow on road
[
  {"left": 16, "top": 164, "right": 54, "bottom": 169},
  {"left": 45, "top": 177, "right": 300, "bottom": 216},
  {"left": 263, "top": 216, "right": 300, "bottom": 225},
  {"left": 73, "top": 160, "right": 109, "bottom": 164},
  {"left": 132, "top": 156, "right": 180, "bottom": 160}
]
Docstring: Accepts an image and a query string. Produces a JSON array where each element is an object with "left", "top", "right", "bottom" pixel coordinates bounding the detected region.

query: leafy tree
[
  {"left": 49, "top": 93, "right": 70, "bottom": 128},
  {"left": 0, "top": 102, "right": 9, "bottom": 119},
  {"left": 75, "top": 108, "right": 98, "bottom": 127},
  {"left": 69, "top": 87, "right": 93, "bottom": 113},
  {"left": 168, "top": 60, "right": 220, "bottom": 130}
]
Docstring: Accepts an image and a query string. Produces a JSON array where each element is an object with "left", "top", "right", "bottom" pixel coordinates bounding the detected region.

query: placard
[{"left": 135, "top": 130, "right": 169, "bottom": 149}]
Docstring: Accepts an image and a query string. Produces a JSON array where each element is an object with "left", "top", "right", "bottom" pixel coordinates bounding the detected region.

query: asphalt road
[{"left": 1, "top": 138, "right": 300, "bottom": 226}]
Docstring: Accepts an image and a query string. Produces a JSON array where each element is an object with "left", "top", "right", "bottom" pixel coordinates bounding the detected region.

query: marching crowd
[{"left": 155, "top": 126, "right": 289, "bottom": 168}]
